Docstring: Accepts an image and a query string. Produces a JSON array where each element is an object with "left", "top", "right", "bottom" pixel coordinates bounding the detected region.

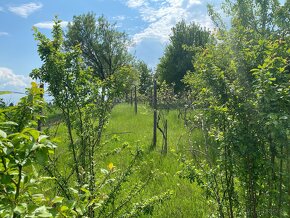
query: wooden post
[
  {"left": 149, "top": 84, "right": 153, "bottom": 107},
  {"left": 152, "top": 79, "right": 157, "bottom": 149},
  {"left": 164, "top": 119, "right": 168, "bottom": 154},
  {"left": 134, "top": 86, "right": 137, "bottom": 114},
  {"left": 130, "top": 89, "right": 133, "bottom": 106},
  {"left": 125, "top": 92, "right": 128, "bottom": 103},
  {"left": 37, "top": 83, "right": 44, "bottom": 131}
]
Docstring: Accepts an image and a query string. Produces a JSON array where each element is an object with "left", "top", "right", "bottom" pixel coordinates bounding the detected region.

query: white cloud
[
  {"left": 0, "top": 68, "right": 34, "bottom": 104},
  {"left": 127, "top": 0, "right": 147, "bottom": 8},
  {"left": 9, "top": 2, "right": 43, "bottom": 18},
  {"left": 0, "top": 32, "right": 9, "bottom": 36},
  {"left": 0, "top": 7, "right": 4, "bottom": 12},
  {"left": 113, "top": 15, "right": 126, "bottom": 21},
  {"left": 34, "top": 21, "right": 69, "bottom": 29},
  {"left": 125, "top": 0, "right": 213, "bottom": 45},
  {"left": 0, "top": 67, "right": 31, "bottom": 89}
]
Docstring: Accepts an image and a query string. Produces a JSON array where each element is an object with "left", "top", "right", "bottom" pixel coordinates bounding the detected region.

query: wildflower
[{"left": 108, "top": 162, "right": 114, "bottom": 171}]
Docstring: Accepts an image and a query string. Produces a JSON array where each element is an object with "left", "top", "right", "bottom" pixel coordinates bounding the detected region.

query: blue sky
[{"left": 0, "top": 0, "right": 223, "bottom": 102}]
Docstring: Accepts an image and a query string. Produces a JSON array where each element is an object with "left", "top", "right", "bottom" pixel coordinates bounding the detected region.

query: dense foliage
[
  {"left": 66, "top": 13, "right": 132, "bottom": 81},
  {"left": 0, "top": 85, "right": 61, "bottom": 217},
  {"left": 157, "top": 20, "right": 210, "bottom": 92},
  {"left": 181, "top": 0, "right": 290, "bottom": 217}
]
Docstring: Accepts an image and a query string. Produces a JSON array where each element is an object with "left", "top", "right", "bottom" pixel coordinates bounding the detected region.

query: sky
[{"left": 0, "top": 0, "right": 223, "bottom": 103}]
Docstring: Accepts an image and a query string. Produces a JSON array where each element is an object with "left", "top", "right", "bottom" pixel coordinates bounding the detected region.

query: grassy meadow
[{"left": 44, "top": 103, "right": 212, "bottom": 217}]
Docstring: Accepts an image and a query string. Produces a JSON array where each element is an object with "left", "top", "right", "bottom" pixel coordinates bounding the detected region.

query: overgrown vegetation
[
  {"left": 1, "top": 0, "right": 289, "bottom": 217},
  {"left": 180, "top": 1, "right": 290, "bottom": 217}
]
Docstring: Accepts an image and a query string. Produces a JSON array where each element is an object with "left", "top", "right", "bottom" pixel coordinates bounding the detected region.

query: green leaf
[
  {"left": 9, "top": 132, "right": 30, "bottom": 140},
  {"left": 38, "top": 135, "right": 49, "bottom": 143},
  {"left": 51, "top": 196, "right": 64, "bottom": 204},
  {"left": 0, "top": 121, "right": 18, "bottom": 126},
  {"left": 32, "top": 194, "right": 46, "bottom": 203},
  {"left": 35, "top": 149, "right": 48, "bottom": 164},
  {"left": 38, "top": 176, "right": 55, "bottom": 182},
  {"left": 33, "top": 206, "right": 52, "bottom": 217},
  {"left": 0, "top": 129, "right": 7, "bottom": 138},
  {"left": 75, "top": 206, "right": 84, "bottom": 215},
  {"left": 60, "top": 205, "right": 69, "bottom": 212},
  {"left": 14, "top": 203, "right": 27, "bottom": 215},
  {"left": 69, "top": 187, "right": 78, "bottom": 194},
  {"left": 31, "top": 143, "right": 41, "bottom": 151},
  {"left": 22, "top": 128, "right": 40, "bottom": 141},
  {"left": 31, "top": 143, "right": 47, "bottom": 151},
  {"left": 101, "top": 168, "right": 109, "bottom": 175},
  {"left": 280, "top": 116, "right": 288, "bottom": 120},
  {"left": 0, "top": 174, "right": 13, "bottom": 184},
  {"left": 80, "top": 187, "right": 91, "bottom": 196},
  {"left": 32, "top": 164, "right": 39, "bottom": 177}
]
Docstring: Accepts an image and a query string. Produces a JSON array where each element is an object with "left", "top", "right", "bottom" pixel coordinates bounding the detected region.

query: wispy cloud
[
  {"left": 0, "top": 67, "right": 33, "bottom": 104},
  {"left": 33, "top": 21, "right": 69, "bottom": 29},
  {"left": 0, "top": 67, "right": 31, "bottom": 89},
  {"left": 125, "top": 0, "right": 214, "bottom": 45},
  {"left": 113, "top": 15, "right": 126, "bottom": 21},
  {"left": 9, "top": 2, "right": 43, "bottom": 18},
  {"left": 0, "top": 32, "right": 9, "bottom": 36},
  {"left": 0, "top": 7, "right": 4, "bottom": 12},
  {"left": 127, "top": 0, "right": 147, "bottom": 8}
]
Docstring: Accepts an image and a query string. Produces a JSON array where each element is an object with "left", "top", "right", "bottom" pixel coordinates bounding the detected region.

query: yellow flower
[
  {"left": 31, "top": 81, "right": 38, "bottom": 88},
  {"left": 108, "top": 162, "right": 114, "bottom": 171}
]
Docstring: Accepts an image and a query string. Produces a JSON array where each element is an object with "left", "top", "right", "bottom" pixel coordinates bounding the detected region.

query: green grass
[
  {"left": 45, "top": 103, "right": 211, "bottom": 217},
  {"left": 105, "top": 103, "right": 198, "bottom": 152},
  {"left": 103, "top": 104, "right": 210, "bottom": 217}
]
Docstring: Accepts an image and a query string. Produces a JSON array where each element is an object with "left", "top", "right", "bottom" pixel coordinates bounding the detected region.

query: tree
[
  {"left": 136, "top": 60, "right": 152, "bottom": 96},
  {"left": 66, "top": 13, "right": 131, "bottom": 81},
  {"left": 31, "top": 18, "right": 97, "bottom": 193},
  {"left": 31, "top": 18, "right": 172, "bottom": 218},
  {"left": 157, "top": 20, "right": 210, "bottom": 92},
  {"left": 110, "top": 65, "right": 139, "bottom": 99}
]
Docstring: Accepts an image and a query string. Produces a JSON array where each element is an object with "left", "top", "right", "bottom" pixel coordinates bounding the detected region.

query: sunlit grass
[
  {"left": 44, "top": 103, "right": 211, "bottom": 217},
  {"left": 104, "top": 103, "right": 210, "bottom": 217}
]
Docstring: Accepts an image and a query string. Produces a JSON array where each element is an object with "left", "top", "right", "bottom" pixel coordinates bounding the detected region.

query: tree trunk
[
  {"left": 248, "top": 159, "right": 258, "bottom": 218},
  {"left": 287, "top": 142, "right": 290, "bottom": 217},
  {"left": 37, "top": 83, "right": 44, "bottom": 131}
]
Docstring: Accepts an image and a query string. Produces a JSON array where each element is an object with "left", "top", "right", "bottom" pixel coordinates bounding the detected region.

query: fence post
[
  {"left": 134, "top": 86, "right": 137, "bottom": 114},
  {"left": 152, "top": 79, "right": 157, "bottom": 149},
  {"left": 130, "top": 89, "right": 133, "bottom": 106}
]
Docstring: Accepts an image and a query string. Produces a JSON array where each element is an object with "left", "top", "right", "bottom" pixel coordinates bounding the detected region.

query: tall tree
[
  {"left": 65, "top": 13, "right": 131, "bottom": 81},
  {"left": 157, "top": 20, "right": 210, "bottom": 92}
]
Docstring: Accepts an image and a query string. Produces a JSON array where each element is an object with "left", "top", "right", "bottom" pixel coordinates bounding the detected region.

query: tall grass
[
  {"left": 103, "top": 103, "right": 210, "bottom": 217},
  {"left": 45, "top": 103, "right": 211, "bottom": 217}
]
